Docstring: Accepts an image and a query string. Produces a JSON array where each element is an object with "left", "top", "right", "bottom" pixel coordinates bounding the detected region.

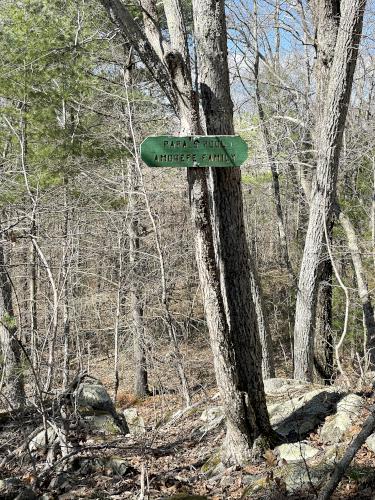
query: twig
[{"left": 318, "top": 405, "right": 375, "bottom": 499}]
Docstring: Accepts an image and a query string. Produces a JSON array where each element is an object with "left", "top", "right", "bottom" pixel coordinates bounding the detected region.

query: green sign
[{"left": 140, "top": 135, "right": 248, "bottom": 168}]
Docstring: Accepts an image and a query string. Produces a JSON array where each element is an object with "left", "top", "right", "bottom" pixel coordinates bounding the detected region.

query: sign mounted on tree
[{"left": 140, "top": 135, "right": 248, "bottom": 168}]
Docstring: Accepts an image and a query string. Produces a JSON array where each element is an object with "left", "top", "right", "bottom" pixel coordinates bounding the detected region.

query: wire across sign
[{"left": 140, "top": 135, "right": 248, "bottom": 168}]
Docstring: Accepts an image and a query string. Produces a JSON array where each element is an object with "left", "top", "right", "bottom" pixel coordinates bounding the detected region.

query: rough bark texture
[
  {"left": 0, "top": 239, "right": 25, "bottom": 409},
  {"left": 293, "top": 0, "right": 366, "bottom": 381},
  {"left": 192, "top": 0, "right": 275, "bottom": 463},
  {"left": 124, "top": 51, "right": 149, "bottom": 398},
  {"left": 312, "top": 0, "right": 340, "bottom": 384},
  {"left": 314, "top": 252, "right": 334, "bottom": 383},
  {"left": 100, "top": 0, "right": 275, "bottom": 464}
]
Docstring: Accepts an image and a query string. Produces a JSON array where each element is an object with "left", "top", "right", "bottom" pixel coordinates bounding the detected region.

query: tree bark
[
  {"left": 312, "top": 0, "right": 340, "bottom": 384},
  {"left": 100, "top": 0, "right": 276, "bottom": 464},
  {"left": 122, "top": 48, "right": 149, "bottom": 399},
  {"left": 0, "top": 236, "right": 26, "bottom": 408},
  {"left": 314, "top": 252, "right": 334, "bottom": 383},
  {"left": 62, "top": 181, "right": 71, "bottom": 390},
  {"left": 128, "top": 161, "right": 148, "bottom": 398},
  {"left": 293, "top": 0, "right": 366, "bottom": 381},
  {"left": 337, "top": 207, "right": 375, "bottom": 366},
  {"left": 192, "top": 0, "right": 275, "bottom": 462},
  {"left": 250, "top": 266, "right": 275, "bottom": 379}
]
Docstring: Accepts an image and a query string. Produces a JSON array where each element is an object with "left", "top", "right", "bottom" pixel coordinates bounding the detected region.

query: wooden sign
[{"left": 140, "top": 135, "right": 248, "bottom": 168}]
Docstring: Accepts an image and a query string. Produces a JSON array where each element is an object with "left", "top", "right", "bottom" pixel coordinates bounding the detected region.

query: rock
[
  {"left": 76, "top": 382, "right": 113, "bottom": 413},
  {"left": 76, "top": 381, "right": 129, "bottom": 435},
  {"left": 276, "top": 442, "right": 319, "bottom": 463},
  {"left": 84, "top": 414, "right": 122, "bottom": 435},
  {"left": 319, "top": 394, "right": 364, "bottom": 444},
  {"left": 264, "top": 378, "right": 312, "bottom": 395},
  {"left": 49, "top": 473, "right": 70, "bottom": 491},
  {"left": 75, "top": 456, "right": 132, "bottom": 476},
  {"left": 199, "top": 406, "right": 224, "bottom": 432},
  {"left": 267, "top": 386, "right": 344, "bottom": 440},
  {"left": 276, "top": 462, "right": 332, "bottom": 493},
  {"left": 365, "top": 432, "right": 375, "bottom": 452},
  {"left": 200, "top": 406, "right": 223, "bottom": 422},
  {"left": 123, "top": 408, "right": 145, "bottom": 436},
  {"left": 243, "top": 460, "right": 332, "bottom": 496},
  {"left": 324, "top": 443, "right": 346, "bottom": 464},
  {"left": 29, "top": 426, "right": 57, "bottom": 452}
]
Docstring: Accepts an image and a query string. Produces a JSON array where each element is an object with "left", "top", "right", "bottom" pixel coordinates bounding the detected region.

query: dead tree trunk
[{"left": 293, "top": 0, "right": 367, "bottom": 380}]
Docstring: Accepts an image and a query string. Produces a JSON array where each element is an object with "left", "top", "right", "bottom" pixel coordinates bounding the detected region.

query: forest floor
[{"left": 2, "top": 346, "right": 375, "bottom": 499}]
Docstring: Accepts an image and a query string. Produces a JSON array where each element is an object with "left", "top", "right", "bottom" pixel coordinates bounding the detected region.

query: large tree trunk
[
  {"left": 122, "top": 49, "right": 149, "bottom": 398},
  {"left": 100, "top": 0, "right": 276, "bottom": 464},
  {"left": 0, "top": 237, "right": 26, "bottom": 409},
  {"left": 312, "top": 0, "right": 340, "bottom": 384},
  {"left": 191, "top": 0, "right": 275, "bottom": 462},
  {"left": 293, "top": 0, "right": 366, "bottom": 381}
]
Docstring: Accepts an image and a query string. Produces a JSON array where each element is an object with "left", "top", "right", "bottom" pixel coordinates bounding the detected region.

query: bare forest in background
[{"left": 1, "top": 0, "right": 375, "bottom": 498}]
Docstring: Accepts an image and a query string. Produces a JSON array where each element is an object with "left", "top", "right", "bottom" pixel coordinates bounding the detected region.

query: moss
[
  {"left": 241, "top": 477, "right": 270, "bottom": 497},
  {"left": 201, "top": 450, "right": 221, "bottom": 473},
  {"left": 187, "top": 406, "right": 203, "bottom": 416}
]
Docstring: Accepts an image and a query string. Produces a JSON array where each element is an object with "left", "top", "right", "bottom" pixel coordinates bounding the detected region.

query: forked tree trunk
[
  {"left": 100, "top": 0, "right": 275, "bottom": 464},
  {"left": 294, "top": 0, "right": 366, "bottom": 380}
]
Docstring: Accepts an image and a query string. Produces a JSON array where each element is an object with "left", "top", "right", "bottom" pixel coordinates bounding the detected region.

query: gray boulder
[
  {"left": 29, "top": 426, "right": 57, "bottom": 452},
  {"left": 75, "top": 381, "right": 129, "bottom": 435},
  {"left": 264, "top": 378, "right": 312, "bottom": 395},
  {"left": 76, "top": 382, "right": 113, "bottom": 413},
  {"left": 267, "top": 386, "right": 344, "bottom": 440},
  {"left": 200, "top": 406, "right": 224, "bottom": 432},
  {"left": 319, "top": 394, "right": 364, "bottom": 444},
  {"left": 123, "top": 408, "right": 145, "bottom": 436},
  {"left": 275, "top": 442, "right": 319, "bottom": 463}
]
